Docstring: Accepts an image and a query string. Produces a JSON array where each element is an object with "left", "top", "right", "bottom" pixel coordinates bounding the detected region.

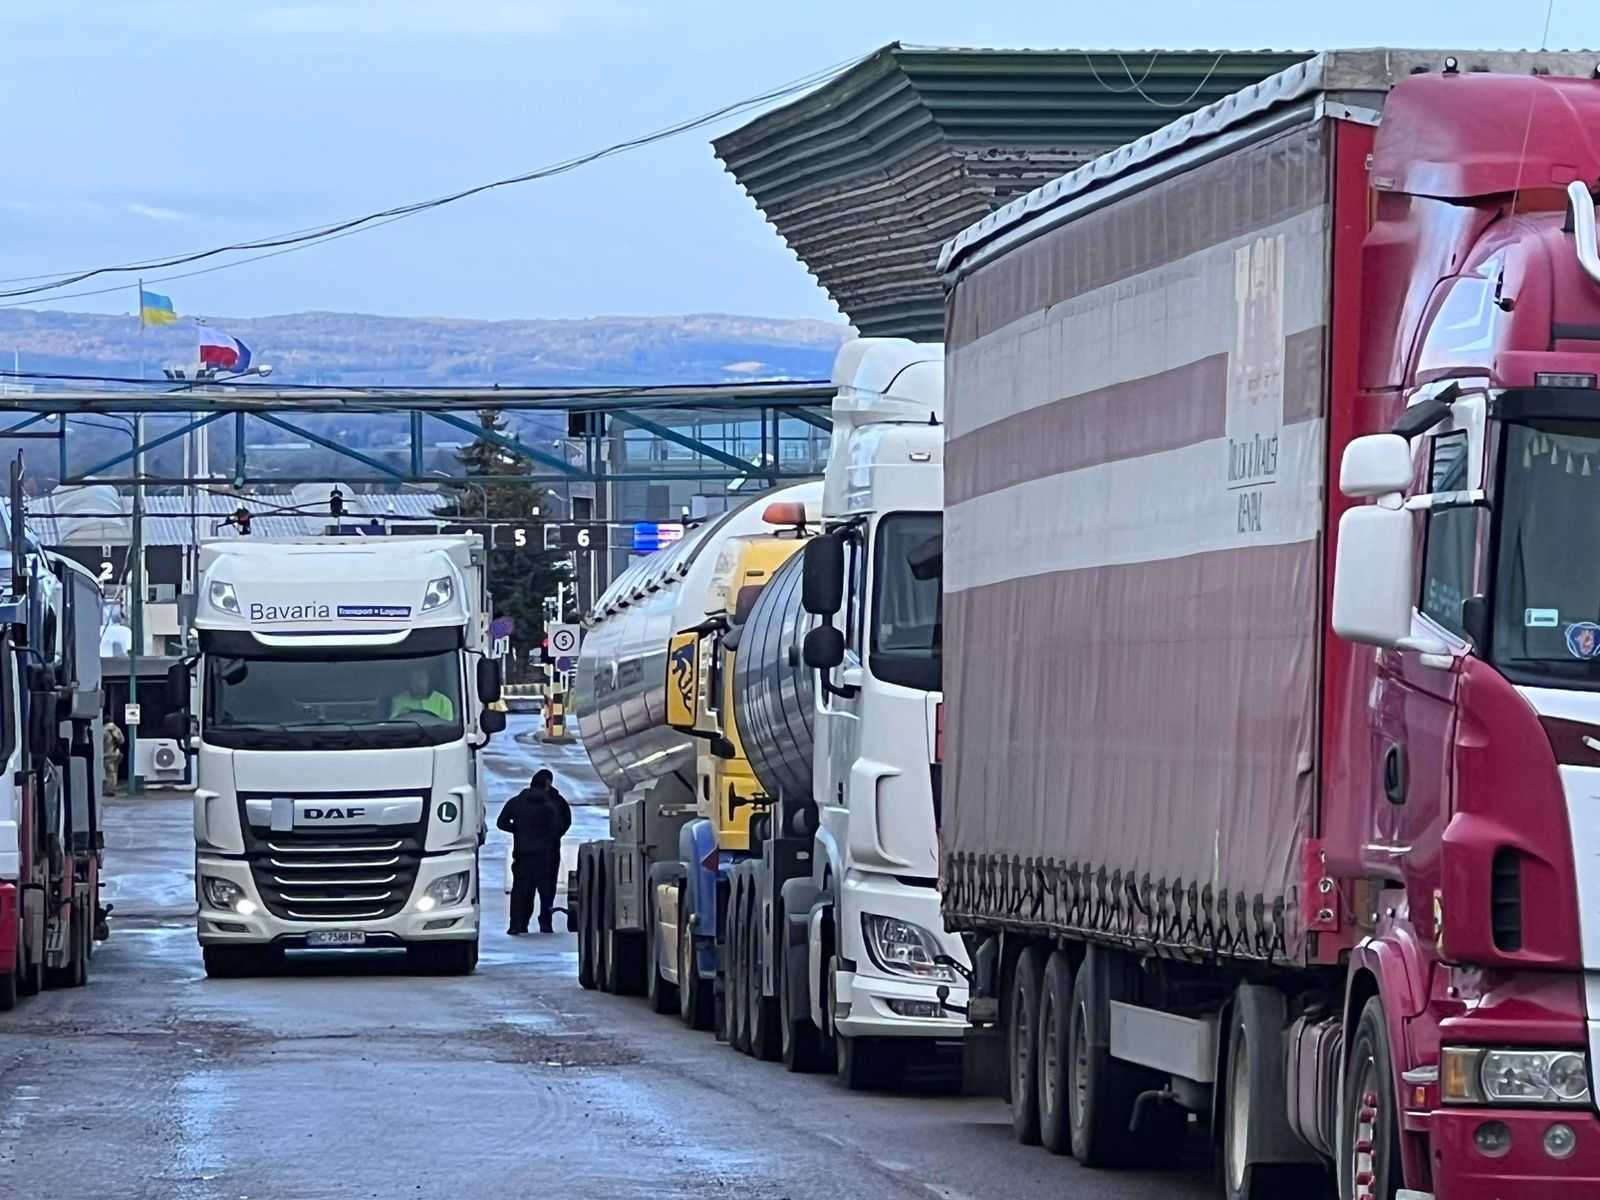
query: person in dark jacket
[{"left": 497, "top": 768, "right": 572, "bottom": 933}]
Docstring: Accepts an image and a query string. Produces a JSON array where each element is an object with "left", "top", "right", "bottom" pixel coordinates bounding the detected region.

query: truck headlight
[
  {"left": 417, "top": 870, "right": 470, "bottom": 912},
  {"left": 202, "top": 876, "right": 257, "bottom": 916},
  {"left": 860, "top": 913, "right": 956, "bottom": 982},
  {"left": 421, "top": 575, "right": 454, "bottom": 613},
  {"left": 209, "top": 580, "right": 240, "bottom": 615},
  {"left": 1442, "top": 1046, "right": 1592, "bottom": 1106}
]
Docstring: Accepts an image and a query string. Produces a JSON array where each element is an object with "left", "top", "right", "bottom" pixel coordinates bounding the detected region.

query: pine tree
[{"left": 443, "top": 410, "right": 570, "bottom": 682}]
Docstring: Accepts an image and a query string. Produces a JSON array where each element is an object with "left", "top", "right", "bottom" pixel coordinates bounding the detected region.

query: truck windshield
[
  {"left": 202, "top": 646, "right": 464, "bottom": 749},
  {"left": 871, "top": 511, "right": 941, "bottom": 691},
  {"left": 1490, "top": 420, "right": 1600, "bottom": 685}
]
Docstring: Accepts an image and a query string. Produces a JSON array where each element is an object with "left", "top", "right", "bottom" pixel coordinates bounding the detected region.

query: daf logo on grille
[{"left": 302, "top": 806, "right": 366, "bottom": 821}]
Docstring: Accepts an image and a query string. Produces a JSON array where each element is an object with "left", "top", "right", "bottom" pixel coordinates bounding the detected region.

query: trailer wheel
[
  {"left": 1036, "top": 949, "right": 1074, "bottom": 1153},
  {"left": 678, "top": 896, "right": 712, "bottom": 1030},
  {"left": 646, "top": 887, "right": 678, "bottom": 1015},
  {"left": 0, "top": 961, "right": 16, "bottom": 1011},
  {"left": 603, "top": 927, "right": 643, "bottom": 996},
  {"left": 595, "top": 863, "right": 614, "bottom": 992},
  {"left": 1066, "top": 952, "right": 1140, "bottom": 1167},
  {"left": 1009, "top": 945, "right": 1045, "bottom": 1145},
  {"left": 778, "top": 902, "right": 823, "bottom": 1072},
  {"left": 748, "top": 892, "right": 779, "bottom": 1062},
  {"left": 1338, "top": 997, "right": 1402, "bottom": 1200},
  {"left": 575, "top": 850, "right": 597, "bottom": 990}
]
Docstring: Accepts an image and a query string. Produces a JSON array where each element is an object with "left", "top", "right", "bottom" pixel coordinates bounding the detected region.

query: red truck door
[{"left": 1369, "top": 428, "right": 1479, "bottom": 939}]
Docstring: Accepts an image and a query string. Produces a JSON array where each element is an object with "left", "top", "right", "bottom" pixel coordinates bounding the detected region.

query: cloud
[{"left": 128, "top": 203, "right": 187, "bottom": 223}]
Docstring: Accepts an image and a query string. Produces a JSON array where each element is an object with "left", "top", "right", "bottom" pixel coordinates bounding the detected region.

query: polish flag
[{"left": 198, "top": 325, "right": 252, "bottom": 372}]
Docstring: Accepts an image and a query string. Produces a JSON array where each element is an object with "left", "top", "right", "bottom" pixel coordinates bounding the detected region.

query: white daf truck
[{"left": 182, "top": 535, "right": 504, "bottom": 977}]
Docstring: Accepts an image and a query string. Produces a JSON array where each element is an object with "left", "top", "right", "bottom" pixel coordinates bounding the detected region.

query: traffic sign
[
  {"left": 555, "top": 656, "right": 576, "bottom": 674},
  {"left": 542, "top": 524, "right": 610, "bottom": 552},
  {"left": 548, "top": 624, "right": 580, "bottom": 657}
]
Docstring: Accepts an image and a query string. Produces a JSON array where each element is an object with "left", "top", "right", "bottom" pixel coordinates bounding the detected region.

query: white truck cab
[
  {"left": 800, "top": 340, "right": 968, "bottom": 1063},
  {"left": 186, "top": 536, "right": 502, "bottom": 977}
]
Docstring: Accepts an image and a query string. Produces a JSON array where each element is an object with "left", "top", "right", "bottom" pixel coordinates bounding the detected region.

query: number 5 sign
[{"left": 548, "top": 624, "right": 580, "bottom": 657}]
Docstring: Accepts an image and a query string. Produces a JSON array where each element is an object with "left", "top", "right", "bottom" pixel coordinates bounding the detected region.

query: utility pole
[{"left": 128, "top": 413, "right": 145, "bottom": 794}]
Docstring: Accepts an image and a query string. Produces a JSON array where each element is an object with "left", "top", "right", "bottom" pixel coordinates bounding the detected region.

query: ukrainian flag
[{"left": 139, "top": 288, "right": 177, "bottom": 327}]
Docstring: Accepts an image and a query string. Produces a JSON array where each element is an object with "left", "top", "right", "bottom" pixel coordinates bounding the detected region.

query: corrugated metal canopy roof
[{"left": 714, "top": 44, "right": 1311, "bottom": 340}]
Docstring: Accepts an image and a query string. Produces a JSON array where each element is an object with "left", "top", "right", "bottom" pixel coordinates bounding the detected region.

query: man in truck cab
[{"left": 389, "top": 665, "right": 455, "bottom": 722}]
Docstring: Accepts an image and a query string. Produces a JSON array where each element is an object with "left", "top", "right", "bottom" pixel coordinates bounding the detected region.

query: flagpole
[{"left": 137, "top": 278, "right": 145, "bottom": 381}]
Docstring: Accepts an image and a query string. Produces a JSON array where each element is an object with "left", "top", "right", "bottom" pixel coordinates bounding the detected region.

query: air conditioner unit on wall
[{"left": 135, "top": 738, "right": 186, "bottom": 785}]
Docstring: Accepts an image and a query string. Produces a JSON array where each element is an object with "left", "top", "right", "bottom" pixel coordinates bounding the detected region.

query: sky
[{"left": 0, "top": 0, "right": 1586, "bottom": 324}]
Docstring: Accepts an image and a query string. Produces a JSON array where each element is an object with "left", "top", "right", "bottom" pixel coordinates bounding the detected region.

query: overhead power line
[{"left": 0, "top": 51, "right": 871, "bottom": 305}]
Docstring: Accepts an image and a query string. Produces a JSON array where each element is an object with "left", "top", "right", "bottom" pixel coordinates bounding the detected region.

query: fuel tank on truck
[
  {"left": 731, "top": 550, "right": 816, "bottom": 805},
  {"left": 574, "top": 482, "right": 821, "bottom": 796}
]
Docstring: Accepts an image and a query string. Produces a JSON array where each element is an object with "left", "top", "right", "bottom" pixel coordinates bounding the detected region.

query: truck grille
[{"left": 240, "top": 800, "right": 426, "bottom": 923}]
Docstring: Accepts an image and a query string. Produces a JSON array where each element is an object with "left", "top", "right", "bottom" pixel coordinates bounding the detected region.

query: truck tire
[
  {"left": 1066, "top": 952, "right": 1141, "bottom": 1167},
  {"left": 595, "top": 863, "right": 613, "bottom": 992},
  {"left": 203, "top": 945, "right": 259, "bottom": 979},
  {"left": 1036, "top": 949, "right": 1074, "bottom": 1153},
  {"left": 411, "top": 939, "right": 478, "bottom": 976},
  {"left": 17, "top": 927, "right": 41, "bottom": 997},
  {"left": 576, "top": 850, "right": 597, "bottom": 989},
  {"left": 1220, "top": 984, "right": 1324, "bottom": 1199},
  {"left": 678, "top": 899, "right": 712, "bottom": 1030},
  {"left": 835, "top": 1032, "right": 889, "bottom": 1091},
  {"left": 779, "top": 917, "right": 824, "bottom": 1072},
  {"left": 747, "top": 894, "right": 780, "bottom": 1062},
  {"left": 603, "top": 928, "right": 643, "bottom": 995},
  {"left": 646, "top": 888, "right": 678, "bottom": 1015},
  {"left": 1338, "top": 996, "right": 1403, "bottom": 1200},
  {"left": 730, "top": 883, "right": 752, "bottom": 1054},
  {"left": 1009, "top": 945, "right": 1045, "bottom": 1145}
]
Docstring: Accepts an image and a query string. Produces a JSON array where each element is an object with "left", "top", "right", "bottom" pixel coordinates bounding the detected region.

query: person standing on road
[
  {"left": 496, "top": 768, "right": 572, "bottom": 934},
  {"left": 103, "top": 720, "right": 125, "bottom": 795}
]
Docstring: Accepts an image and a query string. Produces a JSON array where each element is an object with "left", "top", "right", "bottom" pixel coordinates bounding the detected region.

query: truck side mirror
[
  {"left": 480, "top": 707, "right": 507, "bottom": 735},
  {"left": 802, "top": 624, "right": 845, "bottom": 670},
  {"left": 802, "top": 534, "right": 844, "bottom": 616},
  {"left": 476, "top": 657, "right": 502, "bottom": 704},
  {"left": 166, "top": 661, "right": 190, "bottom": 708},
  {"left": 1340, "top": 433, "right": 1413, "bottom": 498},
  {"left": 161, "top": 710, "right": 188, "bottom": 740},
  {"left": 1332, "top": 504, "right": 1417, "bottom": 648}
]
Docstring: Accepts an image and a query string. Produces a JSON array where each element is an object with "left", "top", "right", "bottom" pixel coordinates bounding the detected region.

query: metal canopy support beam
[
  {"left": 783, "top": 406, "right": 833, "bottom": 432},
  {"left": 77, "top": 411, "right": 229, "bottom": 481},
  {"left": 609, "top": 410, "right": 754, "bottom": 474},
  {"left": 425, "top": 410, "right": 578, "bottom": 477},
  {"left": 253, "top": 413, "right": 405, "bottom": 480}
]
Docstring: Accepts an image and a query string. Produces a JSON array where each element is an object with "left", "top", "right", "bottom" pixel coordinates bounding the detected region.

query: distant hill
[{"left": 0, "top": 308, "right": 852, "bottom": 386}]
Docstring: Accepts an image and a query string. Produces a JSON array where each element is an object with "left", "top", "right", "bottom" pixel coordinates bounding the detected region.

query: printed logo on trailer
[{"left": 1226, "top": 232, "right": 1286, "bottom": 535}]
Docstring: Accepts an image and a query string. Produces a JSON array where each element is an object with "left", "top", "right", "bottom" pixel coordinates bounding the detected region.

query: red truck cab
[{"left": 1331, "top": 67, "right": 1600, "bottom": 1195}]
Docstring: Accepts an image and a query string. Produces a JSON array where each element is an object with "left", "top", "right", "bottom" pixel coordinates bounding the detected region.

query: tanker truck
[
  {"left": 572, "top": 337, "right": 967, "bottom": 1088},
  {"left": 938, "top": 48, "right": 1600, "bottom": 1200}
]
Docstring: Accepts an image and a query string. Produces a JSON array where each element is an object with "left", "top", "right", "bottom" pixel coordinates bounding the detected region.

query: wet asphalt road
[{"left": 0, "top": 716, "right": 1218, "bottom": 1200}]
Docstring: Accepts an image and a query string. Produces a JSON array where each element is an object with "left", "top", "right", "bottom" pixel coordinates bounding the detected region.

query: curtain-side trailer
[{"left": 940, "top": 48, "right": 1600, "bottom": 1200}]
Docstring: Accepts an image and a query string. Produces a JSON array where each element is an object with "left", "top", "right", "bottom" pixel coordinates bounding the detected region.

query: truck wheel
[
  {"left": 646, "top": 889, "right": 678, "bottom": 1015},
  {"left": 678, "top": 899, "right": 712, "bottom": 1030},
  {"left": 835, "top": 1032, "right": 888, "bottom": 1091},
  {"left": 1009, "top": 945, "right": 1045, "bottom": 1145},
  {"left": 576, "top": 852, "right": 596, "bottom": 989},
  {"left": 595, "top": 868, "right": 613, "bottom": 992},
  {"left": 1219, "top": 985, "right": 1326, "bottom": 1199},
  {"left": 779, "top": 915, "right": 823, "bottom": 1072},
  {"left": 411, "top": 939, "right": 478, "bottom": 976},
  {"left": 603, "top": 928, "right": 642, "bottom": 995},
  {"left": 748, "top": 896, "right": 780, "bottom": 1062},
  {"left": 1066, "top": 953, "right": 1140, "bottom": 1167},
  {"left": 1338, "top": 997, "right": 1403, "bottom": 1200},
  {"left": 202, "top": 945, "right": 257, "bottom": 979},
  {"left": 1036, "top": 949, "right": 1074, "bottom": 1153},
  {"left": 730, "top": 884, "right": 752, "bottom": 1054},
  {"left": 17, "top": 924, "right": 41, "bottom": 997}
]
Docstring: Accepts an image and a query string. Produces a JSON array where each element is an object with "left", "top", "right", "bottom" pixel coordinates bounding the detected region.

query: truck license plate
[{"left": 306, "top": 930, "right": 366, "bottom": 948}]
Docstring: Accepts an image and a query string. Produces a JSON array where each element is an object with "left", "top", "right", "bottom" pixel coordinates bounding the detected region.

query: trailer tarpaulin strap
[{"left": 941, "top": 121, "right": 1329, "bottom": 964}]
